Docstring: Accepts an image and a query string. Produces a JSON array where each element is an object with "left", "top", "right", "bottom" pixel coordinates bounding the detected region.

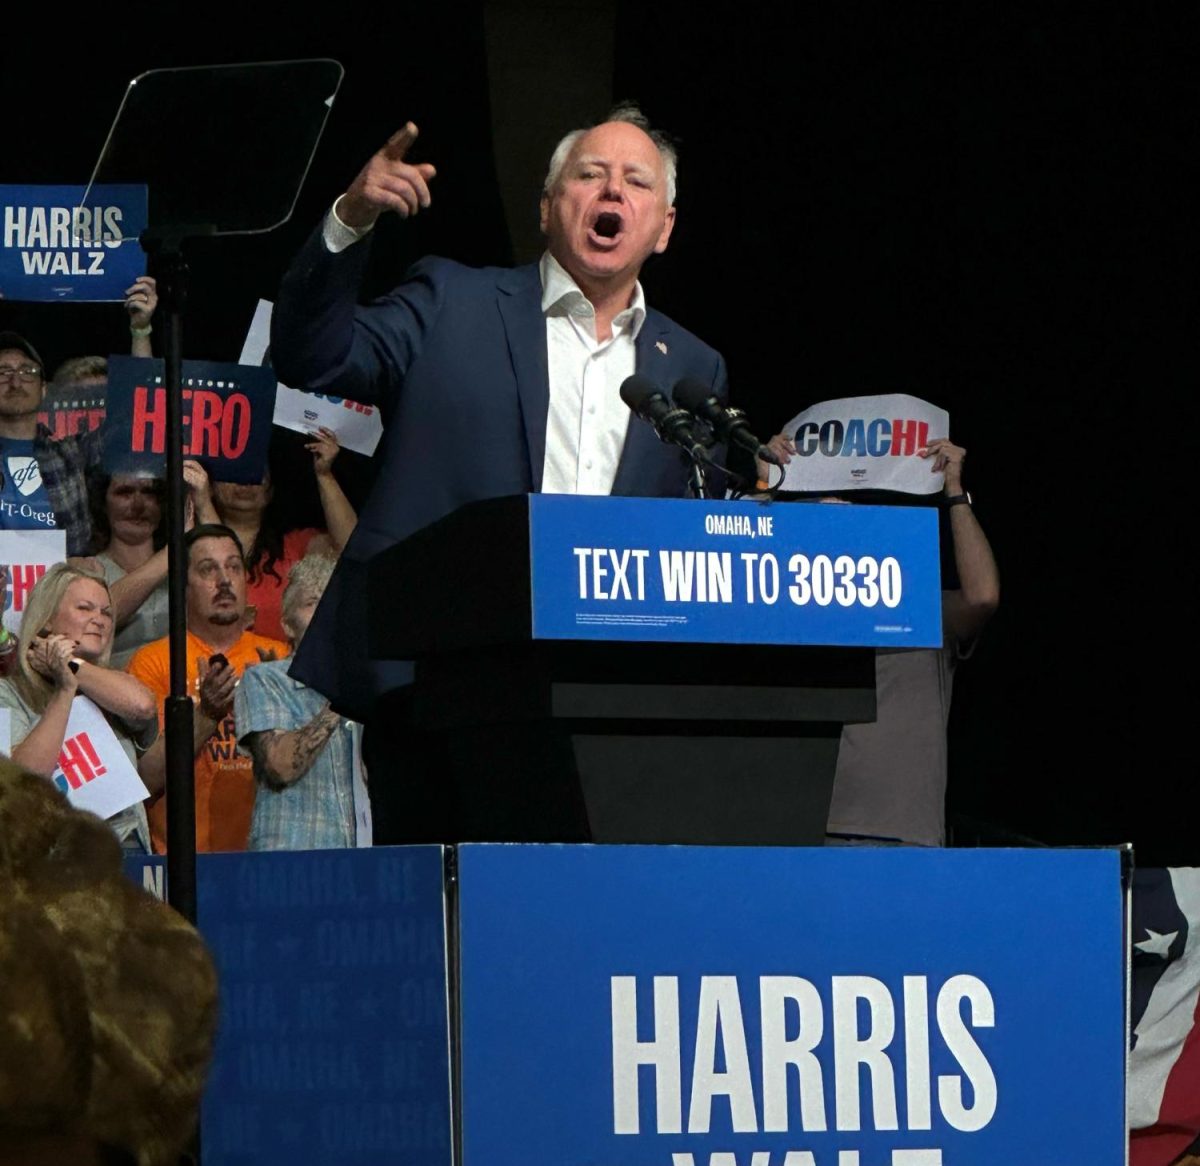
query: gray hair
[
  {"left": 280, "top": 552, "right": 336, "bottom": 643},
  {"left": 543, "top": 102, "right": 678, "bottom": 207}
]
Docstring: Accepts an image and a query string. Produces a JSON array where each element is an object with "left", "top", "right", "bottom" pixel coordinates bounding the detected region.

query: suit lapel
[
  {"left": 611, "top": 313, "right": 675, "bottom": 495},
  {"left": 496, "top": 265, "right": 550, "bottom": 491}
]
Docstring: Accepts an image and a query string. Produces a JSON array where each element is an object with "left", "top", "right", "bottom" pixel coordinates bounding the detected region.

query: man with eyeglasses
[{"left": 0, "top": 331, "right": 101, "bottom": 554}]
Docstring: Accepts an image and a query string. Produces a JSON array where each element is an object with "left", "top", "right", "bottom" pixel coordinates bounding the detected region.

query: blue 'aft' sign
[
  {"left": 0, "top": 184, "right": 147, "bottom": 301},
  {"left": 528, "top": 494, "right": 942, "bottom": 647}
]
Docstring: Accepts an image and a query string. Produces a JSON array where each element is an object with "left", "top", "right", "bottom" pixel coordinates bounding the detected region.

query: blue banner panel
[
  {"left": 125, "top": 848, "right": 452, "bottom": 1166},
  {"left": 104, "top": 355, "right": 276, "bottom": 482},
  {"left": 458, "top": 845, "right": 1125, "bottom": 1166},
  {"left": 0, "top": 184, "right": 147, "bottom": 301},
  {"left": 528, "top": 495, "right": 942, "bottom": 647}
]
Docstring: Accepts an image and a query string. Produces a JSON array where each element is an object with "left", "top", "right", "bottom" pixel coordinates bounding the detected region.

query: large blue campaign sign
[
  {"left": 104, "top": 354, "right": 277, "bottom": 483},
  {"left": 0, "top": 184, "right": 147, "bottom": 301},
  {"left": 125, "top": 849, "right": 452, "bottom": 1166},
  {"left": 529, "top": 494, "right": 942, "bottom": 647},
  {"left": 458, "top": 845, "right": 1126, "bottom": 1165}
]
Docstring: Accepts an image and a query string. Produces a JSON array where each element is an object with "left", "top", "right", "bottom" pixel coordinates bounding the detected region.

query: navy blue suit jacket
[{"left": 272, "top": 228, "right": 729, "bottom": 720}]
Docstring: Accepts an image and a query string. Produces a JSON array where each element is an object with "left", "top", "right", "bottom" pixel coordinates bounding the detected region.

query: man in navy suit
[{"left": 271, "top": 106, "right": 728, "bottom": 838}]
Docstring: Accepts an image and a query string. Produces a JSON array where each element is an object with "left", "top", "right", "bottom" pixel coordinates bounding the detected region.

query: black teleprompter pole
[
  {"left": 140, "top": 227, "right": 214, "bottom": 927},
  {"left": 142, "top": 227, "right": 213, "bottom": 1166}
]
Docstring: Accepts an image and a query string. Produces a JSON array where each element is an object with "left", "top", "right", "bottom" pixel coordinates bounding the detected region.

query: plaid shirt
[
  {"left": 235, "top": 657, "right": 361, "bottom": 851},
  {"left": 0, "top": 424, "right": 100, "bottom": 556}
]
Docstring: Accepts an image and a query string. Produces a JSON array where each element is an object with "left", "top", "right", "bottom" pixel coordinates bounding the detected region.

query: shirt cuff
[{"left": 323, "top": 198, "right": 375, "bottom": 253}]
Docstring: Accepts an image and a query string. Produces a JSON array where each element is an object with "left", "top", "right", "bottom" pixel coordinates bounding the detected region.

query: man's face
[
  {"left": 186, "top": 536, "right": 246, "bottom": 631},
  {"left": 539, "top": 121, "right": 676, "bottom": 290},
  {"left": 0, "top": 347, "right": 46, "bottom": 420}
]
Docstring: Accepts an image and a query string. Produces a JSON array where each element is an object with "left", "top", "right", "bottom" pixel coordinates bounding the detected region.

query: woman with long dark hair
[{"left": 210, "top": 427, "right": 355, "bottom": 642}]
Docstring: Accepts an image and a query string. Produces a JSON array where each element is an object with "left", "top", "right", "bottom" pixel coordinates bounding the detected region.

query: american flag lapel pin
[{"left": 656, "top": 340, "right": 668, "bottom": 355}]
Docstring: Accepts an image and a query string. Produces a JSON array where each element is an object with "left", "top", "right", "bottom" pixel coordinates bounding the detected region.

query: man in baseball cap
[{"left": 0, "top": 330, "right": 101, "bottom": 554}]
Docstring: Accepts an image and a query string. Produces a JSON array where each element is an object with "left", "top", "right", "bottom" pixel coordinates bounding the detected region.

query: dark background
[{"left": 3, "top": 4, "right": 1195, "bottom": 863}]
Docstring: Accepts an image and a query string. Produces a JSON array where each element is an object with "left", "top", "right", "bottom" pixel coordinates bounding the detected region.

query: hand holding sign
[
  {"left": 182, "top": 459, "right": 216, "bottom": 529},
  {"left": 336, "top": 122, "right": 438, "bottom": 229},
  {"left": 920, "top": 437, "right": 966, "bottom": 492},
  {"left": 755, "top": 432, "right": 797, "bottom": 483},
  {"left": 305, "top": 426, "right": 341, "bottom": 477},
  {"left": 124, "top": 275, "right": 157, "bottom": 329}
]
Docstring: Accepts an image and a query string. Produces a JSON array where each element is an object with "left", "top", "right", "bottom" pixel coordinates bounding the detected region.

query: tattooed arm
[{"left": 243, "top": 704, "right": 343, "bottom": 791}]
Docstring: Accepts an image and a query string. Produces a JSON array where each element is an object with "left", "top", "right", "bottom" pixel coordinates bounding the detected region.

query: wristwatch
[{"left": 943, "top": 492, "right": 972, "bottom": 508}]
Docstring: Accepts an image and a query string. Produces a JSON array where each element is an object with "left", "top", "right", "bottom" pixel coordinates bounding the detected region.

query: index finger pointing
[{"left": 382, "top": 122, "right": 419, "bottom": 161}]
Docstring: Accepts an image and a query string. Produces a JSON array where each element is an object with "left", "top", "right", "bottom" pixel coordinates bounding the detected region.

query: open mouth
[{"left": 588, "top": 211, "right": 624, "bottom": 244}]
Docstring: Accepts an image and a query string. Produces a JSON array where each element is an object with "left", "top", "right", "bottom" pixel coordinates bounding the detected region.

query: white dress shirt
[{"left": 538, "top": 251, "right": 645, "bottom": 495}]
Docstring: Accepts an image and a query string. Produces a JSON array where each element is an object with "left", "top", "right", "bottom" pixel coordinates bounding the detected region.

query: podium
[{"left": 366, "top": 494, "right": 941, "bottom": 845}]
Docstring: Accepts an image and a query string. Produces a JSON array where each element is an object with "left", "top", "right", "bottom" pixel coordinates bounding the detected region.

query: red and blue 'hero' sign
[{"left": 104, "top": 355, "right": 277, "bottom": 483}]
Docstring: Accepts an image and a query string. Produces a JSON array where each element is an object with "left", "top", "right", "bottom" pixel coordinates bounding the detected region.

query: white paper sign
[
  {"left": 51, "top": 696, "right": 149, "bottom": 820},
  {"left": 776, "top": 393, "right": 950, "bottom": 495},
  {"left": 240, "top": 298, "right": 384, "bottom": 457},
  {"left": 351, "top": 722, "right": 372, "bottom": 849},
  {"left": 1, "top": 529, "right": 67, "bottom": 637}
]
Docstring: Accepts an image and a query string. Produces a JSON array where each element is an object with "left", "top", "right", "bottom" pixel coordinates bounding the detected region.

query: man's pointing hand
[{"left": 335, "top": 121, "right": 438, "bottom": 230}]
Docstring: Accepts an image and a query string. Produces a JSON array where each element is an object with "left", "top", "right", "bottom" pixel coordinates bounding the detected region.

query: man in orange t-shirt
[{"left": 129, "top": 524, "right": 288, "bottom": 853}]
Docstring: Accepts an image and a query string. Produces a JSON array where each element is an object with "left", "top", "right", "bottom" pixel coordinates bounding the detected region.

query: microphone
[
  {"left": 671, "top": 377, "right": 781, "bottom": 466},
  {"left": 619, "top": 375, "right": 709, "bottom": 461}
]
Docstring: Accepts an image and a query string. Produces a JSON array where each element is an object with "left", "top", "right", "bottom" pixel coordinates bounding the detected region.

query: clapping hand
[{"left": 28, "top": 633, "right": 79, "bottom": 689}]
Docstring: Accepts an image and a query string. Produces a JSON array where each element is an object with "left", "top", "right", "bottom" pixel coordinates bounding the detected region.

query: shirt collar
[{"left": 538, "top": 251, "right": 647, "bottom": 338}]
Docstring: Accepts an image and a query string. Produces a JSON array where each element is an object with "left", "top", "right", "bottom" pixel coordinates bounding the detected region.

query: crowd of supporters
[{"left": 0, "top": 280, "right": 370, "bottom": 856}]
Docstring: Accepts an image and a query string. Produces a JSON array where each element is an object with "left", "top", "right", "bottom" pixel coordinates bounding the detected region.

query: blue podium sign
[
  {"left": 458, "top": 845, "right": 1126, "bottom": 1165},
  {"left": 125, "top": 849, "right": 452, "bottom": 1166},
  {"left": 528, "top": 495, "right": 942, "bottom": 647}
]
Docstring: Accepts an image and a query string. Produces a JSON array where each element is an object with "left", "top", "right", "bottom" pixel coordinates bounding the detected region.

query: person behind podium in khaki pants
[{"left": 761, "top": 433, "right": 1000, "bottom": 845}]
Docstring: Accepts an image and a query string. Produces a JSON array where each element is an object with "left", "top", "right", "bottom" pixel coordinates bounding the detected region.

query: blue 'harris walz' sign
[
  {"left": 0, "top": 184, "right": 147, "bottom": 301},
  {"left": 528, "top": 494, "right": 942, "bottom": 648},
  {"left": 457, "top": 845, "right": 1127, "bottom": 1166}
]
